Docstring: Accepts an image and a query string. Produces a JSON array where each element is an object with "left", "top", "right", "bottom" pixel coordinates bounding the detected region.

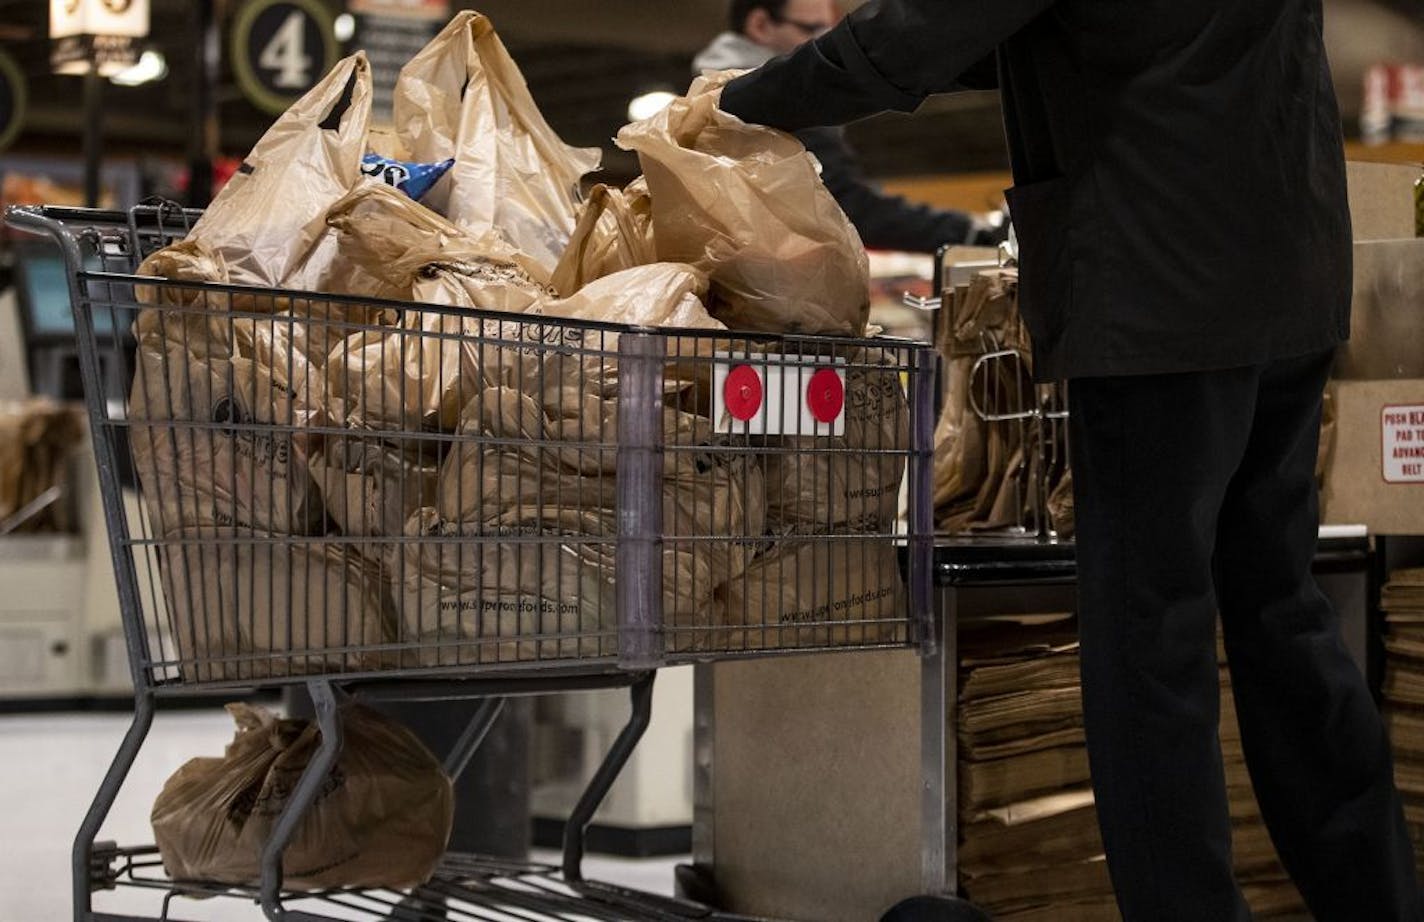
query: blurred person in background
[{"left": 693, "top": 0, "right": 1006, "bottom": 253}]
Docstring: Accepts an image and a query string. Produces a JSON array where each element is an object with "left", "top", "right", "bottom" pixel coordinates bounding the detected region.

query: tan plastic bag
[
  {"left": 710, "top": 539, "right": 904, "bottom": 652},
  {"left": 394, "top": 11, "right": 600, "bottom": 278},
  {"left": 158, "top": 528, "right": 396, "bottom": 682},
  {"left": 762, "top": 348, "right": 909, "bottom": 534},
  {"left": 616, "top": 72, "right": 869, "bottom": 336},
  {"left": 323, "top": 184, "right": 550, "bottom": 432},
  {"left": 311, "top": 439, "right": 440, "bottom": 538},
  {"left": 128, "top": 312, "right": 326, "bottom": 536},
  {"left": 550, "top": 181, "right": 658, "bottom": 297},
  {"left": 156, "top": 54, "right": 373, "bottom": 297},
  {"left": 151, "top": 701, "right": 452, "bottom": 890},
  {"left": 391, "top": 506, "right": 616, "bottom": 667},
  {"left": 399, "top": 455, "right": 756, "bottom": 666}
]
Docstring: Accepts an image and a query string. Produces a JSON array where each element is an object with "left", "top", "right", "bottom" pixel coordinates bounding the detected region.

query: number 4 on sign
[{"left": 260, "top": 10, "right": 311, "bottom": 90}]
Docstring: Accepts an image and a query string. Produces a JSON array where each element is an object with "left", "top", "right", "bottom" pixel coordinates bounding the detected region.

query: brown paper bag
[
  {"left": 159, "top": 528, "right": 396, "bottom": 681},
  {"left": 550, "top": 182, "right": 658, "bottom": 296},
  {"left": 393, "top": 11, "right": 600, "bottom": 278},
  {"left": 151, "top": 701, "right": 452, "bottom": 890},
  {"left": 616, "top": 72, "right": 869, "bottom": 336}
]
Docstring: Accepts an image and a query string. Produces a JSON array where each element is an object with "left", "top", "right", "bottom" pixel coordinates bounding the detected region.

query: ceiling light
[
  {"left": 627, "top": 90, "right": 676, "bottom": 123},
  {"left": 334, "top": 13, "right": 356, "bottom": 43},
  {"left": 109, "top": 50, "right": 167, "bottom": 87}
]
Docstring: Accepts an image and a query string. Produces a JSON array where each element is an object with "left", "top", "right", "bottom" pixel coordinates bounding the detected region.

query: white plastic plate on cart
[{"left": 711, "top": 352, "right": 847, "bottom": 437}]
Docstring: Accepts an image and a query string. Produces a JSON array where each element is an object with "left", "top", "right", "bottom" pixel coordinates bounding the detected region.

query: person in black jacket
[
  {"left": 693, "top": 0, "right": 1005, "bottom": 253},
  {"left": 720, "top": 2, "right": 1422, "bottom": 920}
]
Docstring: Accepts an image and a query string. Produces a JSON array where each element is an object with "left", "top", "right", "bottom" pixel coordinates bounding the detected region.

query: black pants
[{"left": 1069, "top": 349, "right": 1421, "bottom": 921}]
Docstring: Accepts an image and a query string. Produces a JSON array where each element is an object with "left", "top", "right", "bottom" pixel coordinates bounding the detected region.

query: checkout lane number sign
[
  {"left": 232, "top": 0, "right": 337, "bottom": 116},
  {"left": 0, "top": 48, "right": 24, "bottom": 153}
]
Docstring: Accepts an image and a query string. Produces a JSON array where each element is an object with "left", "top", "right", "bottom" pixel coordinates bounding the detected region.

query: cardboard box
[
  {"left": 1347, "top": 161, "right": 1420, "bottom": 241},
  {"left": 1322, "top": 379, "right": 1424, "bottom": 535},
  {"left": 1337, "top": 239, "right": 1424, "bottom": 381}
]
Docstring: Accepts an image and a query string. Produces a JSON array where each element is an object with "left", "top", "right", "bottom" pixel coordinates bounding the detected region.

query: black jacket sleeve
[
  {"left": 798, "top": 126, "right": 974, "bottom": 253},
  {"left": 720, "top": 0, "right": 1054, "bottom": 131}
]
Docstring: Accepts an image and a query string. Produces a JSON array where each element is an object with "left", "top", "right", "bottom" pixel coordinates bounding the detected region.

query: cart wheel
[
  {"left": 674, "top": 862, "right": 722, "bottom": 907},
  {"left": 878, "top": 895, "right": 992, "bottom": 922}
]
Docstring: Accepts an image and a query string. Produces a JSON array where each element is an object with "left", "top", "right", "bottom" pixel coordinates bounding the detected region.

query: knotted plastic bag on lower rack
[
  {"left": 158, "top": 529, "right": 397, "bottom": 682},
  {"left": 151, "top": 701, "right": 452, "bottom": 890}
]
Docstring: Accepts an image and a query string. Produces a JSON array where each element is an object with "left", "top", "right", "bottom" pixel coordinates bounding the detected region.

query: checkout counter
[{"left": 0, "top": 236, "right": 131, "bottom": 701}]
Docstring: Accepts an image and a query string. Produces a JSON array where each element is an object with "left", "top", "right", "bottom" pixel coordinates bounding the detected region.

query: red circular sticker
[
  {"left": 724, "top": 364, "right": 763, "bottom": 421},
  {"left": 806, "top": 368, "right": 845, "bottom": 423}
]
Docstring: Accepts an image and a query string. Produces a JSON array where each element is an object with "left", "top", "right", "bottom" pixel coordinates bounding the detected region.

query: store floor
[{"left": 0, "top": 708, "right": 681, "bottom": 920}]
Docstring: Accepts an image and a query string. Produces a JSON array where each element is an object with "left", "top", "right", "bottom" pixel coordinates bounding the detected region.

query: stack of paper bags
[
  {"left": 957, "top": 616, "right": 1307, "bottom": 919},
  {"left": 1382, "top": 568, "right": 1424, "bottom": 872},
  {"left": 956, "top": 615, "right": 1113, "bottom": 920}
]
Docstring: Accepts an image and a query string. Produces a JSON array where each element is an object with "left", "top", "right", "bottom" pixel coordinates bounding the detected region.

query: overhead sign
[
  {"left": 49, "top": 0, "right": 149, "bottom": 76},
  {"left": 349, "top": 0, "right": 448, "bottom": 18},
  {"left": 354, "top": 0, "right": 448, "bottom": 125},
  {"left": 0, "top": 49, "right": 26, "bottom": 152},
  {"left": 232, "top": 0, "right": 338, "bottom": 116},
  {"left": 50, "top": 0, "right": 151, "bottom": 39}
]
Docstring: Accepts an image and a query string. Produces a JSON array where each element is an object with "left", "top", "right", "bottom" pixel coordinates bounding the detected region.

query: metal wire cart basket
[{"left": 8, "top": 203, "right": 937, "bottom": 921}]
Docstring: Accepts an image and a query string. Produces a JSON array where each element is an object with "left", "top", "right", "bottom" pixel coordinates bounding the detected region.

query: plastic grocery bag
[
  {"left": 394, "top": 11, "right": 600, "bottom": 278},
  {"left": 322, "top": 183, "right": 550, "bottom": 431},
  {"left": 399, "top": 452, "right": 757, "bottom": 666},
  {"left": 151, "top": 701, "right": 452, "bottom": 890},
  {"left": 128, "top": 310, "right": 327, "bottom": 537},
  {"left": 149, "top": 53, "right": 373, "bottom": 297},
  {"left": 710, "top": 539, "right": 904, "bottom": 651},
  {"left": 311, "top": 439, "right": 439, "bottom": 538},
  {"left": 616, "top": 72, "right": 869, "bottom": 336},
  {"left": 550, "top": 181, "right": 657, "bottom": 296},
  {"left": 158, "top": 529, "right": 397, "bottom": 682},
  {"left": 762, "top": 348, "right": 909, "bottom": 534}
]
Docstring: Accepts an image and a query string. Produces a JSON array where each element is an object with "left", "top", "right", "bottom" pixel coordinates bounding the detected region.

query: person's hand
[{"left": 969, "top": 211, "right": 1010, "bottom": 247}]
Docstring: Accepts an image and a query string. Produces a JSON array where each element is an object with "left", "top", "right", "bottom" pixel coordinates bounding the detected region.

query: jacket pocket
[{"left": 1005, "top": 177, "right": 1073, "bottom": 354}]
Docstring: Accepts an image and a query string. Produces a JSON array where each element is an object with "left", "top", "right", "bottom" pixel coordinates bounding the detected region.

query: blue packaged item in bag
[{"left": 360, "top": 153, "right": 455, "bottom": 201}]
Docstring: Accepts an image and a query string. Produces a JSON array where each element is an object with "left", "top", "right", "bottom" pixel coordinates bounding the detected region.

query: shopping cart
[{"left": 7, "top": 203, "right": 943, "bottom": 922}]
